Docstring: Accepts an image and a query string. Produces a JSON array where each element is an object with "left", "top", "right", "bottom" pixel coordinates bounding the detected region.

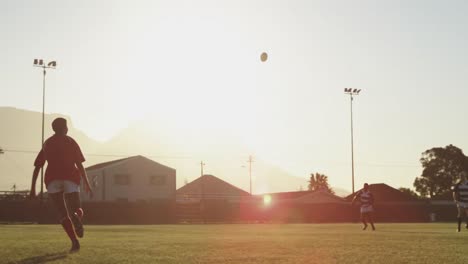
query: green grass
[{"left": 2, "top": 223, "right": 468, "bottom": 264}]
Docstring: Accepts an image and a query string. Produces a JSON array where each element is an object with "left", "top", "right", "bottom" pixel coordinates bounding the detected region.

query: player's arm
[
  {"left": 72, "top": 138, "right": 93, "bottom": 197},
  {"left": 30, "top": 149, "right": 45, "bottom": 199},
  {"left": 29, "top": 166, "right": 41, "bottom": 199},
  {"left": 453, "top": 184, "right": 459, "bottom": 202},
  {"left": 76, "top": 162, "right": 93, "bottom": 197},
  {"left": 351, "top": 192, "right": 360, "bottom": 205}
]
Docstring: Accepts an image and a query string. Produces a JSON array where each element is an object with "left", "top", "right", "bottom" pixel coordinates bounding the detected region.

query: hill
[{"left": 0, "top": 107, "right": 343, "bottom": 194}]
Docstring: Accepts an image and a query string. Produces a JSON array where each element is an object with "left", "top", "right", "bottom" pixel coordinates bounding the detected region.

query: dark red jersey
[{"left": 34, "top": 134, "right": 85, "bottom": 186}]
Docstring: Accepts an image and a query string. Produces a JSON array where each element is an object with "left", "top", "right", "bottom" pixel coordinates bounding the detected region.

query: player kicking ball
[
  {"left": 352, "top": 183, "right": 376, "bottom": 231},
  {"left": 30, "top": 118, "right": 93, "bottom": 252},
  {"left": 452, "top": 173, "right": 468, "bottom": 232}
]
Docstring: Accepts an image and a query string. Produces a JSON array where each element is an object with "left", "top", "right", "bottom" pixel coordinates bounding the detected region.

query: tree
[
  {"left": 398, "top": 187, "right": 420, "bottom": 199},
  {"left": 308, "top": 172, "right": 334, "bottom": 194},
  {"left": 413, "top": 145, "right": 468, "bottom": 198}
]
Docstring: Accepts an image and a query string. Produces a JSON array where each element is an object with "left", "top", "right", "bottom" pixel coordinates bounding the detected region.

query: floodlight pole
[
  {"left": 344, "top": 88, "right": 361, "bottom": 194},
  {"left": 200, "top": 161, "right": 205, "bottom": 223},
  {"left": 34, "top": 59, "right": 56, "bottom": 203},
  {"left": 40, "top": 67, "right": 45, "bottom": 202},
  {"left": 200, "top": 161, "right": 205, "bottom": 177},
  {"left": 247, "top": 156, "right": 254, "bottom": 195}
]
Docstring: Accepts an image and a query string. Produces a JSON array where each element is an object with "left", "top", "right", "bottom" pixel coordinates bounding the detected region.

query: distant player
[
  {"left": 452, "top": 172, "right": 468, "bottom": 232},
  {"left": 30, "top": 118, "right": 93, "bottom": 252},
  {"left": 352, "top": 183, "right": 376, "bottom": 231}
]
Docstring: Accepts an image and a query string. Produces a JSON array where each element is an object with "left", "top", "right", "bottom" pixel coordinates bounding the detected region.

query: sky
[{"left": 1, "top": 0, "right": 468, "bottom": 192}]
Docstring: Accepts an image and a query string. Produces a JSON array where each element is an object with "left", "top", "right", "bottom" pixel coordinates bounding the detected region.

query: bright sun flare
[{"left": 263, "top": 194, "right": 272, "bottom": 205}]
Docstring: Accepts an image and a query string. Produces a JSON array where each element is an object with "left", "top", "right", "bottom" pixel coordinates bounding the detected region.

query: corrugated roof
[
  {"left": 177, "top": 175, "right": 250, "bottom": 197},
  {"left": 345, "top": 183, "right": 419, "bottom": 202},
  {"left": 86, "top": 156, "right": 136, "bottom": 171},
  {"left": 258, "top": 190, "right": 346, "bottom": 203},
  {"left": 294, "top": 190, "right": 347, "bottom": 204},
  {"left": 86, "top": 155, "right": 176, "bottom": 172},
  {"left": 258, "top": 190, "right": 313, "bottom": 200}
]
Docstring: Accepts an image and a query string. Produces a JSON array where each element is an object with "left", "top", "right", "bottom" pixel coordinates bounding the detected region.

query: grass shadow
[{"left": 9, "top": 252, "right": 68, "bottom": 264}]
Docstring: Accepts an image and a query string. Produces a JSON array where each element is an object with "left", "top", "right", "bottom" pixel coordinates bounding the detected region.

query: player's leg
[
  {"left": 457, "top": 205, "right": 463, "bottom": 232},
  {"left": 65, "top": 192, "right": 84, "bottom": 237},
  {"left": 49, "top": 191, "right": 80, "bottom": 252},
  {"left": 360, "top": 212, "right": 368, "bottom": 230},
  {"left": 64, "top": 181, "right": 84, "bottom": 238},
  {"left": 368, "top": 212, "right": 376, "bottom": 231},
  {"left": 464, "top": 208, "right": 468, "bottom": 229}
]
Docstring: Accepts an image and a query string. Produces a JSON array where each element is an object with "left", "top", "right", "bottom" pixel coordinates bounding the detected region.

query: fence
[
  {"left": 0, "top": 199, "right": 458, "bottom": 224},
  {"left": 0, "top": 200, "right": 175, "bottom": 224}
]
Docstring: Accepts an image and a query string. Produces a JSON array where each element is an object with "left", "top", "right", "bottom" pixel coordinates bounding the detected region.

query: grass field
[{"left": 2, "top": 223, "right": 468, "bottom": 264}]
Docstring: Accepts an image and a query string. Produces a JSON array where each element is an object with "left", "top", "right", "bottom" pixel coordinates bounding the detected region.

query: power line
[
  {"left": 1, "top": 149, "right": 194, "bottom": 160},
  {"left": 0, "top": 149, "right": 421, "bottom": 168}
]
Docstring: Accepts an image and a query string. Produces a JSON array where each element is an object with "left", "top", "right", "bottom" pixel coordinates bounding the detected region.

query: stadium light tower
[
  {"left": 344, "top": 88, "right": 361, "bottom": 194},
  {"left": 247, "top": 155, "right": 254, "bottom": 195},
  {"left": 33, "top": 59, "right": 57, "bottom": 202}
]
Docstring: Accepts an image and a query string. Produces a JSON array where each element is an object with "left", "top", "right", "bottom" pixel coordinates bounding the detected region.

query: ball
[{"left": 260, "top": 52, "right": 268, "bottom": 62}]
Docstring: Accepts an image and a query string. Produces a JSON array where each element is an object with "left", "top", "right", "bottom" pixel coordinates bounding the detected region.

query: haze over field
[
  {"left": 1, "top": 0, "right": 468, "bottom": 193},
  {"left": 0, "top": 107, "right": 327, "bottom": 195}
]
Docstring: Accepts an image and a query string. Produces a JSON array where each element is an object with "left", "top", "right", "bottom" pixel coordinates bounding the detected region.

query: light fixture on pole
[
  {"left": 33, "top": 59, "right": 57, "bottom": 202},
  {"left": 344, "top": 88, "right": 361, "bottom": 194}
]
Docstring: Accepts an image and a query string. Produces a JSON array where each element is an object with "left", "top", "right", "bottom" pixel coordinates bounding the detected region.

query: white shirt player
[
  {"left": 454, "top": 180, "right": 468, "bottom": 209},
  {"left": 358, "top": 190, "right": 374, "bottom": 213}
]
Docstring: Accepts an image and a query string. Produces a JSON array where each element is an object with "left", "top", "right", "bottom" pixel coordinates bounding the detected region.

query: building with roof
[
  {"left": 81, "top": 155, "right": 176, "bottom": 202},
  {"left": 254, "top": 190, "right": 350, "bottom": 223},
  {"left": 345, "top": 183, "right": 421, "bottom": 203},
  {"left": 176, "top": 174, "right": 250, "bottom": 202},
  {"left": 346, "top": 183, "right": 430, "bottom": 222},
  {"left": 259, "top": 190, "right": 347, "bottom": 204},
  {"left": 175, "top": 175, "right": 251, "bottom": 223}
]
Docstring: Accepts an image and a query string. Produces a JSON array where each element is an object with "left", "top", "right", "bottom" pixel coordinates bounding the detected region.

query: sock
[
  {"left": 61, "top": 217, "right": 77, "bottom": 241},
  {"left": 458, "top": 217, "right": 462, "bottom": 229},
  {"left": 76, "top": 208, "right": 84, "bottom": 219}
]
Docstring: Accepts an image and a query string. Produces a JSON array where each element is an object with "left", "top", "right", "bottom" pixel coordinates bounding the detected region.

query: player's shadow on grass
[{"left": 9, "top": 252, "right": 68, "bottom": 264}]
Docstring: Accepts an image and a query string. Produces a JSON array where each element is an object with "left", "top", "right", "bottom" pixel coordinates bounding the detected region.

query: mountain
[
  {"left": 0, "top": 107, "right": 329, "bottom": 193},
  {"left": 0, "top": 107, "right": 101, "bottom": 190}
]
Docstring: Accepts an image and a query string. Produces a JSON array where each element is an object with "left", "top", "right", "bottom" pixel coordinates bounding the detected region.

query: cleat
[
  {"left": 362, "top": 225, "right": 368, "bottom": 230},
  {"left": 71, "top": 212, "right": 84, "bottom": 238},
  {"left": 69, "top": 239, "right": 80, "bottom": 253}
]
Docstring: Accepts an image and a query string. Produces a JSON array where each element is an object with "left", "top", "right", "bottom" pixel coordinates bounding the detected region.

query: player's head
[
  {"left": 461, "top": 172, "right": 468, "bottom": 181},
  {"left": 52, "top": 118, "right": 68, "bottom": 135},
  {"left": 363, "top": 183, "right": 369, "bottom": 191}
]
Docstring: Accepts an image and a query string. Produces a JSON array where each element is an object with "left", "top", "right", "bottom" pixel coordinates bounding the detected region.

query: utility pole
[
  {"left": 200, "top": 161, "right": 205, "bottom": 177},
  {"left": 200, "top": 161, "right": 206, "bottom": 223},
  {"left": 247, "top": 155, "right": 254, "bottom": 195}
]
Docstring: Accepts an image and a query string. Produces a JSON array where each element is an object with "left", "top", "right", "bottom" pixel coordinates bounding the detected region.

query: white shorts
[
  {"left": 457, "top": 202, "right": 468, "bottom": 209},
  {"left": 46, "top": 180, "right": 80, "bottom": 194},
  {"left": 361, "top": 205, "right": 374, "bottom": 214}
]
